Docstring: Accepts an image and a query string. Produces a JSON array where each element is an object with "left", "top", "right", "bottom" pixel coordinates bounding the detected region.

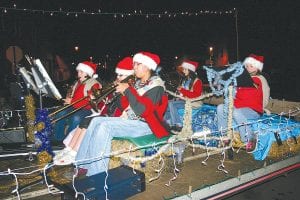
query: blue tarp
[
  {"left": 178, "top": 104, "right": 300, "bottom": 160},
  {"left": 251, "top": 115, "right": 300, "bottom": 160}
]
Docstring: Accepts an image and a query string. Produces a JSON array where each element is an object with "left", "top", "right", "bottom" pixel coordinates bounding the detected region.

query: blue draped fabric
[
  {"left": 251, "top": 115, "right": 300, "bottom": 160},
  {"left": 177, "top": 104, "right": 300, "bottom": 160},
  {"left": 178, "top": 104, "right": 220, "bottom": 147}
]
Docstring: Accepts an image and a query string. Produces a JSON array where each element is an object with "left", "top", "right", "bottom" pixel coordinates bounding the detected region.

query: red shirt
[{"left": 234, "top": 76, "right": 263, "bottom": 114}]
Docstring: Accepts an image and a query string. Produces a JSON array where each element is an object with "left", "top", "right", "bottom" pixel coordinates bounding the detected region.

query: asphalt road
[{"left": 227, "top": 168, "right": 300, "bottom": 200}]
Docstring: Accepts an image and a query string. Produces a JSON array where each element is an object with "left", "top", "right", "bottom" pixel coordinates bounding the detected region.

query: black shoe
[
  {"left": 164, "top": 123, "right": 173, "bottom": 131},
  {"left": 171, "top": 125, "right": 182, "bottom": 132}
]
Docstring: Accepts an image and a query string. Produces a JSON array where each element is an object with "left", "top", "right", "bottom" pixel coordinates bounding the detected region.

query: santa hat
[
  {"left": 182, "top": 60, "right": 199, "bottom": 72},
  {"left": 76, "top": 61, "right": 98, "bottom": 78},
  {"left": 243, "top": 54, "right": 264, "bottom": 71},
  {"left": 115, "top": 57, "right": 134, "bottom": 75},
  {"left": 133, "top": 51, "right": 160, "bottom": 71}
]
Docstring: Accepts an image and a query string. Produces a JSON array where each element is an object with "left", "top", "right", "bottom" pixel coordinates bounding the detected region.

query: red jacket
[
  {"left": 234, "top": 76, "right": 263, "bottom": 114},
  {"left": 179, "top": 78, "right": 203, "bottom": 98}
]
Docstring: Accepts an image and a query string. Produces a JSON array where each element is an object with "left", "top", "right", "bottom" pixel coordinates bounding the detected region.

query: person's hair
[
  {"left": 181, "top": 69, "right": 198, "bottom": 90},
  {"left": 256, "top": 71, "right": 262, "bottom": 75},
  {"left": 150, "top": 70, "right": 156, "bottom": 77},
  {"left": 250, "top": 70, "right": 261, "bottom": 77}
]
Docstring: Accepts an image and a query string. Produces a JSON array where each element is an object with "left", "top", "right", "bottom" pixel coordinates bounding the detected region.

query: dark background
[{"left": 0, "top": 0, "right": 299, "bottom": 102}]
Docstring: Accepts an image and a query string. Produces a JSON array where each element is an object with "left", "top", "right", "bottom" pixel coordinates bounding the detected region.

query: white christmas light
[{"left": 0, "top": 6, "right": 236, "bottom": 19}]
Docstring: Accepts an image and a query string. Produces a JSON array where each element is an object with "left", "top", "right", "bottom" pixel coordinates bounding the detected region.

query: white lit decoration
[
  {"left": 0, "top": 5, "right": 236, "bottom": 18},
  {"left": 0, "top": 4, "right": 239, "bottom": 68}
]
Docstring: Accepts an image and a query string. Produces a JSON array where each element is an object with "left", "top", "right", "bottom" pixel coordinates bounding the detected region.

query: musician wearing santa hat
[
  {"left": 164, "top": 59, "right": 203, "bottom": 131},
  {"left": 217, "top": 54, "right": 270, "bottom": 153},
  {"left": 53, "top": 61, "right": 102, "bottom": 141},
  {"left": 58, "top": 52, "right": 169, "bottom": 176}
]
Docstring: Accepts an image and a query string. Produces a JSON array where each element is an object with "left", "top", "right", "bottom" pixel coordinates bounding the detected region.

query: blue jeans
[
  {"left": 52, "top": 107, "right": 92, "bottom": 141},
  {"left": 75, "top": 117, "right": 153, "bottom": 176},
  {"left": 217, "top": 104, "right": 260, "bottom": 143},
  {"left": 164, "top": 100, "right": 185, "bottom": 127}
]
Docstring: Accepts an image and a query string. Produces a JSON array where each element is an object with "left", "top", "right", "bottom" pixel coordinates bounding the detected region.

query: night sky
[{"left": 0, "top": 0, "right": 299, "bottom": 102}]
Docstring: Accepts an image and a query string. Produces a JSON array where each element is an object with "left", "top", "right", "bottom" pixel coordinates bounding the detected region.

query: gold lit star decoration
[
  {"left": 35, "top": 121, "right": 45, "bottom": 132},
  {"left": 38, "top": 150, "right": 52, "bottom": 164}
]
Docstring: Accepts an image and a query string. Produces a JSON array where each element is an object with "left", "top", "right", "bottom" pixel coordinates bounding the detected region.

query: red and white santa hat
[
  {"left": 243, "top": 54, "right": 264, "bottom": 71},
  {"left": 115, "top": 57, "right": 134, "bottom": 75},
  {"left": 133, "top": 51, "right": 160, "bottom": 71},
  {"left": 76, "top": 61, "right": 98, "bottom": 78},
  {"left": 182, "top": 60, "right": 199, "bottom": 72}
]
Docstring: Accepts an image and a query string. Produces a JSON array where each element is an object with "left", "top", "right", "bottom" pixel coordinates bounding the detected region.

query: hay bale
[
  {"left": 268, "top": 136, "right": 300, "bottom": 159},
  {"left": 110, "top": 140, "right": 171, "bottom": 181},
  {"left": 109, "top": 139, "right": 143, "bottom": 169}
]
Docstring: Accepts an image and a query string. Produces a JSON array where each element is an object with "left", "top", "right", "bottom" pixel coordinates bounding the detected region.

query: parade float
[{"left": 0, "top": 59, "right": 299, "bottom": 200}]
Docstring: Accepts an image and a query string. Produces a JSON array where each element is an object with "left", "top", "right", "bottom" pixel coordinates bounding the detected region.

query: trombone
[
  {"left": 50, "top": 75, "right": 135, "bottom": 124},
  {"left": 49, "top": 95, "right": 89, "bottom": 123}
]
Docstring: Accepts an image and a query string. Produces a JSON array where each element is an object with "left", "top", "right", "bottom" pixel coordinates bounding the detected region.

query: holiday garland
[
  {"left": 25, "top": 95, "right": 54, "bottom": 165},
  {"left": 203, "top": 62, "right": 244, "bottom": 121},
  {"left": 25, "top": 95, "right": 36, "bottom": 143},
  {"left": 35, "top": 109, "right": 54, "bottom": 157}
]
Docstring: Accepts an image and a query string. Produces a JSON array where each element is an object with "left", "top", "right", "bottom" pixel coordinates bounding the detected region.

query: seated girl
[
  {"left": 217, "top": 54, "right": 270, "bottom": 153},
  {"left": 164, "top": 59, "right": 203, "bottom": 130},
  {"left": 53, "top": 61, "right": 101, "bottom": 141}
]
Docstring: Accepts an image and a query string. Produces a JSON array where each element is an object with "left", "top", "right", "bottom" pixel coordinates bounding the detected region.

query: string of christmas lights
[{"left": 0, "top": 5, "right": 236, "bottom": 18}]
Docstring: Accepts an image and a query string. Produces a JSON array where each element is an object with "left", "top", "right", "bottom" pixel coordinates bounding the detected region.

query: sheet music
[
  {"left": 19, "top": 67, "right": 39, "bottom": 94},
  {"left": 33, "top": 59, "right": 62, "bottom": 100}
]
